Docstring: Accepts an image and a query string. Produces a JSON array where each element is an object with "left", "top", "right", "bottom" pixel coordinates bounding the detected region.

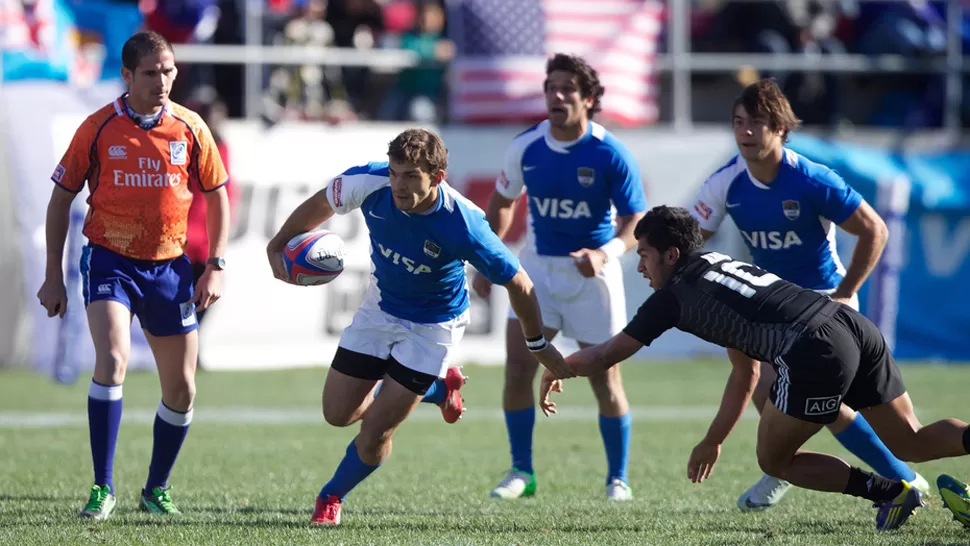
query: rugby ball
[{"left": 282, "top": 229, "right": 345, "bottom": 286}]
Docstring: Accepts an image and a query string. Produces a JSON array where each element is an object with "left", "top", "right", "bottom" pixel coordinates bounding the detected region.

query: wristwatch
[{"left": 206, "top": 257, "right": 227, "bottom": 271}]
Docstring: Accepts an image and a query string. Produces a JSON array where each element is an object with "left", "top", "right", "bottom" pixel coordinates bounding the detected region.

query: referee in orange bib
[{"left": 37, "top": 30, "right": 230, "bottom": 520}]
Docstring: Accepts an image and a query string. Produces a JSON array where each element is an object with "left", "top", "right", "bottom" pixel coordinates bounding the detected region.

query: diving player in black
[{"left": 540, "top": 205, "right": 970, "bottom": 532}]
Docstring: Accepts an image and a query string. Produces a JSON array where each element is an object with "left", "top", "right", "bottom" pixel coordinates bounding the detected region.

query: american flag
[{"left": 447, "top": 0, "right": 664, "bottom": 126}]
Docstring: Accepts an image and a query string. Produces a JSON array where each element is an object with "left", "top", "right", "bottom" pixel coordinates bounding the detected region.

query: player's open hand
[
  {"left": 472, "top": 272, "right": 492, "bottom": 298},
  {"left": 191, "top": 267, "right": 223, "bottom": 311},
  {"left": 569, "top": 248, "right": 607, "bottom": 278},
  {"left": 538, "top": 368, "right": 564, "bottom": 416},
  {"left": 687, "top": 440, "right": 721, "bottom": 483},
  {"left": 37, "top": 277, "right": 68, "bottom": 318}
]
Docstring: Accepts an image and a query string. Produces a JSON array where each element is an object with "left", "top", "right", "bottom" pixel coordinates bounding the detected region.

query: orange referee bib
[{"left": 52, "top": 95, "right": 228, "bottom": 261}]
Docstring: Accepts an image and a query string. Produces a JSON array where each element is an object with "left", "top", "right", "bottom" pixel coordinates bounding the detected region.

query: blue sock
[
  {"left": 88, "top": 381, "right": 123, "bottom": 494},
  {"left": 319, "top": 439, "right": 381, "bottom": 500},
  {"left": 144, "top": 402, "right": 193, "bottom": 494},
  {"left": 372, "top": 379, "right": 447, "bottom": 404},
  {"left": 599, "top": 413, "right": 632, "bottom": 484},
  {"left": 834, "top": 413, "right": 916, "bottom": 482},
  {"left": 504, "top": 408, "right": 535, "bottom": 474},
  {"left": 421, "top": 379, "right": 446, "bottom": 404}
]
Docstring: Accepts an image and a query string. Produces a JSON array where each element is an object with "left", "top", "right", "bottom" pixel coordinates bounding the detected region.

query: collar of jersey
[
  {"left": 120, "top": 93, "right": 167, "bottom": 130},
  {"left": 542, "top": 121, "right": 591, "bottom": 154}
]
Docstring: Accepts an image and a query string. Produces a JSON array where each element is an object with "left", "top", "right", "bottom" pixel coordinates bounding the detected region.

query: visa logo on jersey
[
  {"left": 741, "top": 230, "right": 804, "bottom": 249},
  {"left": 377, "top": 244, "right": 432, "bottom": 275},
  {"left": 531, "top": 197, "right": 592, "bottom": 219}
]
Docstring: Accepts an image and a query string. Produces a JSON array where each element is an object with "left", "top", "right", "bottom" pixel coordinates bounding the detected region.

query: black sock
[
  {"left": 843, "top": 467, "right": 904, "bottom": 503},
  {"left": 963, "top": 426, "right": 970, "bottom": 455}
]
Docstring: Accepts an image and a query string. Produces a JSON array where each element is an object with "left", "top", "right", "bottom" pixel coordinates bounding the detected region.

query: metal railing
[{"left": 171, "top": 0, "right": 966, "bottom": 129}]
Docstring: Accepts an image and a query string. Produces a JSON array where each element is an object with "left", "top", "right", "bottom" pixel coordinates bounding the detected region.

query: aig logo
[{"left": 805, "top": 395, "right": 841, "bottom": 416}]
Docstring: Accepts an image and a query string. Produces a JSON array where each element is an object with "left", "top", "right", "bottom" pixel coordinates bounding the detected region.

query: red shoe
[
  {"left": 438, "top": 366, "right": 467, "bottom": 424},
  {"left": 310, "top": 495, "right": 342, "bottom": 526}
]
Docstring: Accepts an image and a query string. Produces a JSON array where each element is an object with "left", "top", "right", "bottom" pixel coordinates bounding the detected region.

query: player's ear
[
  {"left": 665, "top": 246, "right": 681, "bottom": 265},
  {"left": 121, "top": 67, "right": 132, "bottom": 87},
  {"left": 431, "top": 169, "right": 446, "bottom": 185}
]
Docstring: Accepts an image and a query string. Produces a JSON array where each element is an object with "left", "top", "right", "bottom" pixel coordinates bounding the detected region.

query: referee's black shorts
[{"left": 769, "top": 305, "right": 906, "bottom": 424}]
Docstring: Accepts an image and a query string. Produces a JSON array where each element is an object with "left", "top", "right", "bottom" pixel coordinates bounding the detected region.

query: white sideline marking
[{"left": 0, "top": 406, "right": 757, "bottom": 429}]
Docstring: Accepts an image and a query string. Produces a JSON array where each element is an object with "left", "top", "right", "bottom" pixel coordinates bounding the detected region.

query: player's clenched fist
[{"left": 37, "top": 278, "right": 68, "bottom": 318}]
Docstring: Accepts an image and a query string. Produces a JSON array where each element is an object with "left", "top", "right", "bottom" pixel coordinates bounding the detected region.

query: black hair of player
[
  {"left": 122, "top": 31, "right": 175, "bottom": 71},
  {"left": 634, "top": 206, "right": 704, "bottom": 256},
  {"left": 544, "top": 53, "right": 604, "bottom": 119},
  {"left": 732, "top": 78, "right": 802, "bottom": 142}
]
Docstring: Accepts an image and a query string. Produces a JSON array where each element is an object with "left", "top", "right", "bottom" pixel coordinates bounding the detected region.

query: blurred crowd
[{"left": 3, "top": 0, "right": 970, "bottom": 128}]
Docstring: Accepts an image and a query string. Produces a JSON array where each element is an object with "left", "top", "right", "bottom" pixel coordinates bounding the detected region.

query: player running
[
  {"left": 690, "top": 78, "right": 927, "bottom": 511},
  {"left": 540, "top": 205, "right": 970, "bottom": 532},
  {"left": 473, "top": 53, "right": 647, "bottom": 501},
  {"left": 266, "top": 129, "right": 571, "bottom": 527},
  {"left": 37, "top": 31, "right": 231, "bottom": 519}
]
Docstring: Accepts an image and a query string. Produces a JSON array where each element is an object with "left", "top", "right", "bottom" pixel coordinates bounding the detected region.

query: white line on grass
[{"left": 0, "top": 406, "right": 759, "bottom": 429}]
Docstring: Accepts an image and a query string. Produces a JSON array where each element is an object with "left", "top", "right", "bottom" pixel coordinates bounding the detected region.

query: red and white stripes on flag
[{"left": 448, "top": 0, "right": 664, "bottom": 126}]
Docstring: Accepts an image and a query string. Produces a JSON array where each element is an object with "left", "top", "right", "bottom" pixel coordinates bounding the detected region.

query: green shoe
[
  {"left": 79, "top": 484, "right": 116, "bottom": 520},
  {"left": 139, "top": 486, "right": 182, "bottom": 515},
  {"left": 490, "top": 468, "right": 537, "bottom": 499}
]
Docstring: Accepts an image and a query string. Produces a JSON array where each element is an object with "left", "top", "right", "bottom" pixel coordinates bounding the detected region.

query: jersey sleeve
[
  {"left": 606, "top": 138, "right": 648, "bottom": 215},
  {"left": 495, "top": 141, "right": 526, "bottom": 200},
  {"left": 325, "top": 162, "right": 390, "bottom": 215},
  {"left": 193, "top": 120, "right": 229, "bottom": 192},
  {"left": 52, "top": 117, "right": 97, "bottom": 193},
  {"left": 690, "top": 175, "right": 730, "bottom": 232},
  {"left": 454, "top": 203, "right": 521, "bottom": 285},
  {"left": 622, "top": 289, "right": 680, "bottom": 346},
  {"left": 815, "top": 168, "right": 863, "bottom": 224}
]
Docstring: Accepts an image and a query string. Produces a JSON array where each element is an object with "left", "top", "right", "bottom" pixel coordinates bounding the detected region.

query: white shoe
[
  {"left": 606, "top": 478, "right": 633, "bottom": 501},
  {"left": 909, "top": 472, "right": 930, "bottom": 496},
  {"left": 490, "top": 469, "right": 536, "bottom": 499},
  {"left": 737, "top": 474, "right": 792, "bottom": 512}
]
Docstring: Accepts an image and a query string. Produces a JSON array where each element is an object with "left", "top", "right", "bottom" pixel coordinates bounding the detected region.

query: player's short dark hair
[
  {"left": 122, "top": 31, "right": 174, "bottom": 71},
  {"left": 387, "top": 129, "right": 448, "bottom": 175},
  {"left": 544, "top": 53, "right": 604, "bottom": 119},
  {"left": 634, "top": 206, "right": 704, "bottom": 257},
  {"left": 732, "top": 78, "right": 801, "bottom": 142}
]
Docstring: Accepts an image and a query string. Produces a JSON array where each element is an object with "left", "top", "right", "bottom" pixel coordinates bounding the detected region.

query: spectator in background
[
  {"left": 705, "top": 1, "right": 845, "bottom": 127},
  {"left": 142, "top": 0, "right": 223, "bottom": 104},
  {"left": 852, "top": 0, "right": 947, "bottom": 127},
  {"left": 263, "top": 0, "right": 357, "bottom": 124},
  {"left": 378, "top": 0, "right": 452, "bottom": 123},
  {"left": 326, "top": 0, "right": 385, "bottom": 117},
  {"left": 184, "top": 86, "right": 234, "bottom": 369}
]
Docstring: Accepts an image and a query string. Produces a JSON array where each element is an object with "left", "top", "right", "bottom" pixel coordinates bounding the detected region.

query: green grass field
[{"left": 2, "top": 361, "right": 970, "bottom": 545}]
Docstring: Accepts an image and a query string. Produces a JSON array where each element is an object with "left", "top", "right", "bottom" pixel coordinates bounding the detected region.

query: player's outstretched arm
[
  {"left": 687, "top": 349, "right": 761, "bottom": 484},
  {"left": 37, "top": 186, "right": 77, "bottom": 318},
  {"left": 832, "top": 199, "right": 888, "bottom": 303},
  {"left": 266, "top": 189, "right": 335, "bottom": 283},
  {"left": 502, "top": 267, "right": 572, "bottom": 379},
  {"left": 538, "top": 332, "right": 643, "bottom": 416}
]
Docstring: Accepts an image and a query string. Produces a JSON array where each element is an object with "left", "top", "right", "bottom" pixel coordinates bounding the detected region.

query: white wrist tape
[
  {"left": 599, "top": 238, "right": 627, "bottom": 262},
  {"left": 525, "top": 334, "right": 548, "bottom": 352}
]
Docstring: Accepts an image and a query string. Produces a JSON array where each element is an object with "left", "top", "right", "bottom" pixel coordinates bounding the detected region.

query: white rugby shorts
[
  {"left": 338, "top": 286, "right": 470, "bottom": 378},
  {"left": 508, "top": 247, "right": 626, "bottom": 345}
]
